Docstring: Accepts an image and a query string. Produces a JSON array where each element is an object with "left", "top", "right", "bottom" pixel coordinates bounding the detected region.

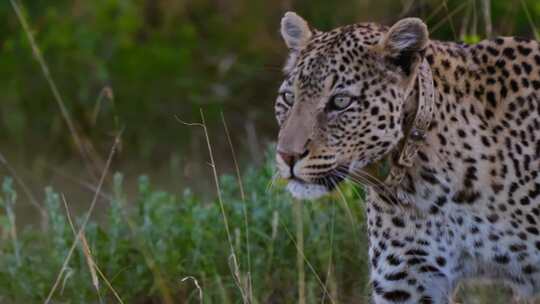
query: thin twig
[
  {"left": 280, "top": 219, "right": 336, "bottom": 304},
  {"left": 92, "top": 86, "right": 115, "bottom": 126},
  {"left": 178, "top": 111, "right": 248, "bottom": 301},
  {"left": 481, "top": 0, "right": 492, "bottom": 37},
  {"left": 61, "top": 194, "right": 124, "bottom": 304},
  {"left": 44, "top": 131, "right": 122, "bottom": 304},
  {"left": 520, "top": 0, "right": 540, "bottom": 40},
  {"left": 459, "top": 0, "right": 473, "bottom": 40},
  {"left": 93, "top": 263, "right": 125, "bottom": 303},
  {"left": 321, "top": 202, "right": 337, "bottom": 304},
  {"left": 430, "top": 1, "right": 469, "bottom": 35},
  {"left": 221, "top": 112, "right": 253, "bottom": 303},
  {"left": 472, "top": 0, "right": 478, "bottom": 38},
  {"left": 174, "top": 115, "right": 204, "bottom": 128},
  {"left": 9, "top": 0, "right": 98, "bottom": 180},
  {"left": 398, "top": 0, "right": 416, "bottom": 18},
  {"left": 61, "top": 195, "right": 102, "bottom": 303},
  {"left": 294, "top": 200, "right": 306, "bottom": 304},
  {"left": 46, "top": 164, "right": 113, "bottom": 201},
  {"left": 0, "top": 151, "right": 46, "bottom": 222},
  {"left": 424, "top": 1, "right": 449, "bottom": 24},
  {"left": 442, "top": 0, "right": 458, "bottom": 40},
  {"left": 199, "top": 110, "right": 248, "bottom": 302},
  {"left": 62, "top": 194, "right": 124, "bottom": 304},
  {"left": 181, "top": 276, "right": 203, "bottom": 303},
  {"left": 198, "top": 111, "right": 234, "bottom": 247}
]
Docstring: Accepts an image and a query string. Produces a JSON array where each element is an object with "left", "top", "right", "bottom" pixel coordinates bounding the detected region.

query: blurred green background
[
  {"left": 2, "top": 0, "right": 539, "bottom": 201},
  {"left": 1, "top": 0, "right": 540, "bottom": 303}
]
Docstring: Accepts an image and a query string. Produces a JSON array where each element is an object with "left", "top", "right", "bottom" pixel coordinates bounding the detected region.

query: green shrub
[{"left": 0, "top": 155, "right": 368, "bottom": 303}]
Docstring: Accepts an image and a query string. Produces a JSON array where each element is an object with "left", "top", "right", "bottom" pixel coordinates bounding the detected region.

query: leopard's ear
[
  {"left": 380, "top": 18, "right": 428, "bottom": 76},
  {"left": 280, "top": 12, "right": 313, "bottom": 51}
]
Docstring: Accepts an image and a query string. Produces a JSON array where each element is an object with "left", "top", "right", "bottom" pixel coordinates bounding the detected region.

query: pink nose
[
  {"left": 279, "top": 151, "right": 298, "bottom": 167},
  {"left": 278, "top": 149, "right": 308, "bottom": 167}
]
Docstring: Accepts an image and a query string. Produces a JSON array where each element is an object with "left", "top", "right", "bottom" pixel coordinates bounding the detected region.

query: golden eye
[
  {"left": 281, "top": 91, "right": 295, "bottom": 106},
  {"left": 329, "top": 94, "right": 352, "bottom": 110}
]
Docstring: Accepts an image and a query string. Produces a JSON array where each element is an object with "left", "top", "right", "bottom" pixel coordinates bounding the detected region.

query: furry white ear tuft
[
  {"left": 380, "top": 18, "right": 428, "bottom": 75},
  {"left": 280, "top": 12, "right": 312, "bottom": 50},
  {"left": 383, "top": 18, "right": 428, "bottom": 54}
]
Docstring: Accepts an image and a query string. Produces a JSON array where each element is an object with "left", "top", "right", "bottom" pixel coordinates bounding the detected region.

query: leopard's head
[{"left": 275, "top": 12, "right": 429, "bottom": 199}]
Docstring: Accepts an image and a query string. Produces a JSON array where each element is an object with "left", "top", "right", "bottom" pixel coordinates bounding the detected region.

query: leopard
[{"left": 274, "top": 11, "right": 540, "bottom": 304}]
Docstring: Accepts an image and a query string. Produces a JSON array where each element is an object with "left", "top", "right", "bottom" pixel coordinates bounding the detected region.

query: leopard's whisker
[
  {"left": 333, "top": 170, "right": 398, "bottom": 205},
  {"left": 347, "top": 170, "right": 398, "bottom": 201},
  {"left": 331, "top": 176, "right": 362, "bottom": 234}
]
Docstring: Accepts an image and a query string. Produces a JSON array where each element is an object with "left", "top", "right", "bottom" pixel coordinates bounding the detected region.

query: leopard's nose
[
  {"left": 278, "top": 149, "right": 309, "bottom": 167},
  {"left": 278, "top": 151, "right": 297, "bottom": 167}
]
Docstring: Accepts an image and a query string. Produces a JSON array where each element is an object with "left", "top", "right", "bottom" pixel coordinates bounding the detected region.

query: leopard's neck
[{"left": 400, "top": 38, "right": 540, "bottom": 214}]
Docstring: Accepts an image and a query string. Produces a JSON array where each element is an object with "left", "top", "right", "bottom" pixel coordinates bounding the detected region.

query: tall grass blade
[
  {"left": 9, "top": 0, "right": 100, "bottom": 179},
  {"left": 221, "top": 112, "right": 253, "bottom": 303},
  {"left": 294, "top": 200, "right": 306, "bottom": 304},
  {"left": 520, "top": 0, "right": 540, "bottom": 40},
  {"left": 44, "top": 131, "right": 122, "bottom": 304}
]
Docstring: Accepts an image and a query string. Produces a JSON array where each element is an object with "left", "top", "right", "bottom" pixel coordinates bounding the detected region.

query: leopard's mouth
[
  {"left": 286, "top": 166, "right": 348, "bottom": 199},
  {"left": 312, "top": 170, "right": 346, "bottom": 191}
]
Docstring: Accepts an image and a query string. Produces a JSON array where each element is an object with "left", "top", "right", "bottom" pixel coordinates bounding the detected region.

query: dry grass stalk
[
  {"left": 181, "top": 276, "right": 203, "bottom": 303},
  {"left": 44, "top": 132, "right": 122, "bottom": 304},
  {"left": 441, "top": 0, "right": 458, "bottom": 40},
  {"left": 199, "top": 110, "right": 249, "bottom": 303},
  {"left": 46, "top": 164, "right": 113, "bottom": 201},
  {"left": 61, "top": 194, "right": 125, "bottom": 303},
  {"left": 520, "top": 0, "right": 540, "bottom": 40},
  {"left": 221, "top": 112, "right": 253, "bottom": 302},
  {"left": 294, "top": 200, "right": 306, "bottom": 304},
  {"left": 0, "top": 151, "right": 47, "bottom": 226},
  {"left": 482, "top": 0, "right": 492, "bottom": 37},
  {"left": 424, "top": 1, "right": 449, "bottom": 24},
  {"left": 61, "top": 195, "right": 101, "bottom": 301},
  {"left": 280, "top": 218, "right": 336, "bottom": 304},
  {"left": 9, "top": 0, "right": 102, "bottom": 179},
  {"left": 176, "top": 111, "right": 249, "bottom": 302},
  {"left": 92, "top": 86, "right": 115, "bottom": 126},
  {"left": 1, "top": 187, "right": 20, "bottom": 266},
  {"left": 322, "top": 204, "right": 337, "bottom": 304},
  {"left": 430, "top": 1, "right": 469, "bottom": 35},
  {"left": 459, "top": 1, "right": 472, "bottom": 40}
]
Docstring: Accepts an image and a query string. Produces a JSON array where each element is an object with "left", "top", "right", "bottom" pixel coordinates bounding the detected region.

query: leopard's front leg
[{"left": 366, "top": 200, "right": 460, "bottom": 304}]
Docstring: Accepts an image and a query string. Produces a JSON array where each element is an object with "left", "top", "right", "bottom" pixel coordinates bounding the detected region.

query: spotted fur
[{"left": 274, "top": 12, "right": 540, "bottom": 304}]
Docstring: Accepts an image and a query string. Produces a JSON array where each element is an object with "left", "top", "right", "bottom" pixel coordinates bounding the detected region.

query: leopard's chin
[
  {"left": 286, "top": 169, "right": 347, "bottom": 200},
  {"left": 287, "top": 179, "right": 329, "bottom": 200}
]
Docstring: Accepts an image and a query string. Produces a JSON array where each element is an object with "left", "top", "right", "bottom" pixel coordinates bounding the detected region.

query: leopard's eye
[
  {"left": 329, "top": 94, "right": 353, "bottom": 110},
  {"left": 281, "top": 91, "right": 295, "bottom": 106}
]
